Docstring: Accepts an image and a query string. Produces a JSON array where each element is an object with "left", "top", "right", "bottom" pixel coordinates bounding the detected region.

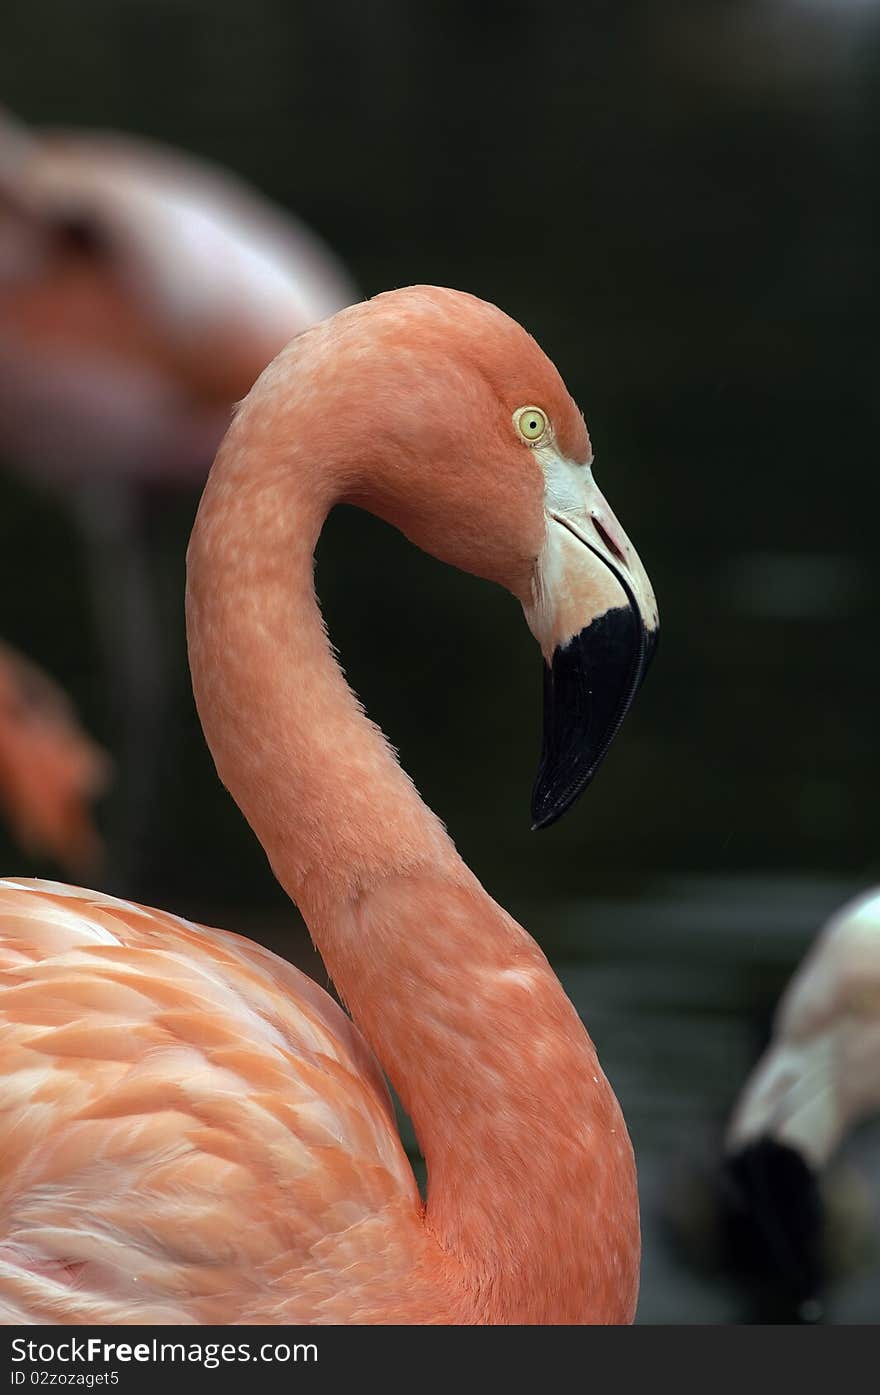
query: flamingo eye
[{"left": 515, "top": 407, "right": 549, "bottom": 444}]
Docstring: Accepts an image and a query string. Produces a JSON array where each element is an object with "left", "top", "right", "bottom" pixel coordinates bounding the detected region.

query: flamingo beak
[{"left": 524, "top": 464, "right": 658, "bottom": 829}]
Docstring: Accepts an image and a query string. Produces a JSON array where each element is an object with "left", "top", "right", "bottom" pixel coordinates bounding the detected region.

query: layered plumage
[{"left": 0, "top": 879, "right": 425, "bottom": 1324}]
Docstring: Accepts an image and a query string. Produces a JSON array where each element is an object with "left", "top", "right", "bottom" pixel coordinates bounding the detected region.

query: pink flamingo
[
  {"left": 0, "top": 111, "right": 357, "bottom": 881},
  {"left": 0, "top": 112, "right": 357, "bottom": 487},
  {"left": 0, "top": 641, "right": 109, "bottom": 874},
  {"left": 0, "top": 288, "right": 658, "bottom": 1323}
]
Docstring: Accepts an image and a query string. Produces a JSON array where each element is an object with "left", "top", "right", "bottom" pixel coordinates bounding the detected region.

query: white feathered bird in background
[{"left": 724, "top": 887, "right": 880, "bottom": 1318}]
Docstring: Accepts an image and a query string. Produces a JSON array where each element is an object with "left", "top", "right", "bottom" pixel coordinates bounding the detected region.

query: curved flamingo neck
[
  {"left": 187, "top": 408, "right": 459, "bottom": 918},
  {"left": 186, "top": 395, "right": 640, "bottom": 1323}
]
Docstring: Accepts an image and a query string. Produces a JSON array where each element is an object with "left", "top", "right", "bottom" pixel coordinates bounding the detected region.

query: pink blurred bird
[
  {"left": 0, "top": 111, "right": 357, "bottom": 883},
  {"left": 0, "top": 111, "right": 357, "bottom": 486},
  {"left": 0, "top": 288, "right": 658, "bottom": 1323},
  {"left": 0, "top": 641, "right": 109, "bottom": 874}
]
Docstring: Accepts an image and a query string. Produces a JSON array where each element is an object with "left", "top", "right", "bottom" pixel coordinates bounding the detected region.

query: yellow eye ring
[{"left": 515, "top": 406, "right": 549, "bottom": 444}]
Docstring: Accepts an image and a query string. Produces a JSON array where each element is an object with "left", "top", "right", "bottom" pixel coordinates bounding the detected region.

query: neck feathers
[
  {"left": 186, "top": 384, "right": 639, "bottom": 1322},
  {"left": 187, "top": 409, "right": 458, "bottom": 922}
]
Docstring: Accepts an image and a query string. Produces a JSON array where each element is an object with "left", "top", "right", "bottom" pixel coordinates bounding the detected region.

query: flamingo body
[
  {"left": 0, "top": 878, "right": 433, "bottom": 1324},
  {"left": 0, "top": 874, "right": 641, "bottom": 1324}
]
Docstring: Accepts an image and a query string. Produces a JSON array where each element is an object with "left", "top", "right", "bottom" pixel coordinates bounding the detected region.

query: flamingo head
[{"left": 269, "top": 285, "right": 660, "bottom": 825}]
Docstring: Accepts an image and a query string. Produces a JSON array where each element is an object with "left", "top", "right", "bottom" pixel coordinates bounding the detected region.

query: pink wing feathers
[{"left": 0, "top": 879, "right": 424, "bottom": 1324}]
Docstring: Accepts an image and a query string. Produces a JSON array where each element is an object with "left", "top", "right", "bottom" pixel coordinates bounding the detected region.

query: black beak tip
[
  {"left": 530, "top": 768, "right": 599, "bottom": 831},
  {"left": 531, "top": 604, "right": 650, "bottom": 829}
]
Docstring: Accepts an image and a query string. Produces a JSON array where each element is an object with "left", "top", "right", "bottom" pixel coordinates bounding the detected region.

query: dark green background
[{"left": 1, "top": 0, "right": 878, "bottom": 1323}]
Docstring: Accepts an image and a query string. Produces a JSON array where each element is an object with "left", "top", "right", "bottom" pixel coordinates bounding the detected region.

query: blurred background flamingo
[
  {"left": 0, "top": 109, "right": 357, "bottom": 888},
  {"left": 0, "top": 639, "right": 109, "bottom": 875},
  {"left": 721, "top": 887, "right": 880, "bottom": 1322}
]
